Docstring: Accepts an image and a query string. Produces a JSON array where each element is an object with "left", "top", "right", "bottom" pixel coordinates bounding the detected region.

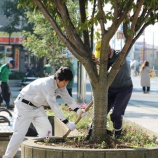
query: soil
[
  {"left": 36, "top": 140, "right": 135, "bottom": 149},
  {"left": 35, "top": 130, "right": 136, "bottom": 149}
]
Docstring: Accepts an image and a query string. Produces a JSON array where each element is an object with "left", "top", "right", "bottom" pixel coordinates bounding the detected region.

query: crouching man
[{"left": 3, "top": 67, "right": 87, "bottom": 158}]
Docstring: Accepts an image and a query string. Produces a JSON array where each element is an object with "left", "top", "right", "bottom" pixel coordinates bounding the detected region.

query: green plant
[
  {"left": 119, "top": 122, "right": 158, "bottom": 148},
  {"left": 44, "top": 130, "right": 51, "bottom": 144},
  {"left": 99, "top": 141, "right": 107, "bottom": 149}
]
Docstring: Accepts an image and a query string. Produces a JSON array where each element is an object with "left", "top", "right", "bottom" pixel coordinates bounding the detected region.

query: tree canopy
[{"left": 22, "top": 12, "right": 64, "bottom": 59}]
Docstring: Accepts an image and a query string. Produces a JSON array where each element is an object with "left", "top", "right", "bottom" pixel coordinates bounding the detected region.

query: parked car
[{"left": 20, "top": 77, "right": 37, "bottom": 89}]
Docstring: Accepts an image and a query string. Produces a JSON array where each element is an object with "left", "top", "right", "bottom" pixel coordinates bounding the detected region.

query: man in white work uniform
[{"left": 3, "top": 67, "right": 87, "bottom": 158}]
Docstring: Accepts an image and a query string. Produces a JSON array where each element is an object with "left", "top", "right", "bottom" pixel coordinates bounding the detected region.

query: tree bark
[{"left": 92, "top": 82, "right": 109, "bottom": 142}]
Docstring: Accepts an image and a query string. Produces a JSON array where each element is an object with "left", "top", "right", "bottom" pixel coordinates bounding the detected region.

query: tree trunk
[{"left": 91, "top": 79, "right": 109, "bottom": 142}]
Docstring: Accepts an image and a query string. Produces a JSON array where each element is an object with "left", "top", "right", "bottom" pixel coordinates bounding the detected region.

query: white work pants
[{"left": 3, "top": 100, "right": 52, "bottom": 158}]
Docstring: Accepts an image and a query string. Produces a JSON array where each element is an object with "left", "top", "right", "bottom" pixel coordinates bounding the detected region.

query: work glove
[
  {"left": 77, "top": 109, "right": 87, "bottom": 118},
  {"left": 66, "top": 122, "right": 76, "bottom": 131}
]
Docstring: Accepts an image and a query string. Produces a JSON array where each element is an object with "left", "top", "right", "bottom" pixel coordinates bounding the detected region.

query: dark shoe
[
  {"left": 84, "top": 134, "right": 91, "bottom": 141},
  {"left": 107, "top": 129, "right": 113, "bottom": 136},
  {"left": 7, "top": 106, "right": 14, "bottom": 110},
  {"left": 84, "top": 127, "right": 92, "bottom": 141},
  {"left": 114, "top": 129, "right": 122, "bottom": 139},
  {"left": 7, "top": 108, "right": 13, "bottom": 110}
]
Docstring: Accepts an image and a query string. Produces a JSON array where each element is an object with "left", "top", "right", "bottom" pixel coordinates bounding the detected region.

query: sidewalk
[{"left": 125, "top": 76, "right": 158, "bottom": 137}]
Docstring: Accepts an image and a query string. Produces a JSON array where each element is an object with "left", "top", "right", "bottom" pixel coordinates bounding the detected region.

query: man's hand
[
  {"left": 92, "top": 54, "right": 99, "bottom": 65},
  {"left": 77, "top": 109, "right": 87, "bottom": 118},
  {"left": 66, "top": 122, "right": 76, "bottom": 131}
]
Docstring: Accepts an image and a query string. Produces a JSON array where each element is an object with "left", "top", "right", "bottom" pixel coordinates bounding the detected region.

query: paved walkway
[{"left": 125, "top": 76, "right": 158, "bottom": 137}]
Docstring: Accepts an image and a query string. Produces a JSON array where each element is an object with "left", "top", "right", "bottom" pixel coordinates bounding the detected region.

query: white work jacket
[{"left": 18, "top": 76, "right": 78, "bottom": 121}]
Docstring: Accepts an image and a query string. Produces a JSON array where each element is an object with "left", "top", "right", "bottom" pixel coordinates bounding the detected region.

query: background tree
[
  {"left": 0, "top": 0, "right": 33, "bottom": 44},
  {"left": 22, "top": 12, "right": 65, "bottom": 75},
  {"left": 19, "top": 0, "right": 158, "bottom": 142},
  {"left": 22, "top": 1, "right": 78, "bottom": 74}
]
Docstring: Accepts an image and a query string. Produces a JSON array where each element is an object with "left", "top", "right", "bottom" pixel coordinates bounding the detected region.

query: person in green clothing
[
  {"left": 66, "top": 63, "right": 75, "bottom": 97},
  {"left": 0, "top": 59, "right": 15, "bottom": 109}
]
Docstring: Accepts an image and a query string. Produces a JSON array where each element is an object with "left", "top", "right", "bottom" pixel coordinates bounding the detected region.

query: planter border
[
  {"left": 21, "top": 118, "right": 158, "bottom": 158},
  {"left": 21, "top": 138, "right": 158, "bottom": 158}
]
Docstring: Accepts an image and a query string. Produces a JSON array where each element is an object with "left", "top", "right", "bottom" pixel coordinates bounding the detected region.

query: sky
[
  {"left": 137, "top": 23, "right": 158, "bottom": 46},
  {"left": 111, "top": 23, "right": 158, "bottom": 50}
]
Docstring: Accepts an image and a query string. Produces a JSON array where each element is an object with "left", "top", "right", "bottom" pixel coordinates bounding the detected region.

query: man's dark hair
[{"left": 54, "top": 67, "right": 73, "bottom": 81}]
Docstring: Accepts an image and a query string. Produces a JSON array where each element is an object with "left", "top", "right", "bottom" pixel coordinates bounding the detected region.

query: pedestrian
[
  {"left": 140, "top": 61, "right": 151, "bottom": 93},
  {"left": 35, "top": 63, "right": 40, "bottom": 77},
  {"left": 25, "top": 63, "right": 35, "bottom": 77},
  {"left": 2, "top": 67, "right": 87, "bottom": 158},
  {"left": 85, "top": 42, "right": 133, "bottom": 139},
  {"left": 134, "top": 59, "right": 141, "bottom": 76},
  {"left": 0, "top": 59, "right": 15, "bottom": 109}
]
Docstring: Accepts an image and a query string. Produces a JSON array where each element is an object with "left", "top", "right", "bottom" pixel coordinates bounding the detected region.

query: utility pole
[
  {"left": 152, "top": 31, "right": 154, "bottom": 69},
  {"left": 142, "top": 32, "right": 145, "bottom": 62}
]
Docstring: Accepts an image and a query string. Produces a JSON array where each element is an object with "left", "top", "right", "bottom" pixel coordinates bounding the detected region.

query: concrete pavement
[{"left": 125, "top": 76, "right": 158, "bottom": 137}]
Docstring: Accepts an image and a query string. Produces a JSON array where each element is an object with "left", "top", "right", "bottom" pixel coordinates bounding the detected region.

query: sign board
[{"left": 0, "top": 32, "right": 24, "bottom": 44}]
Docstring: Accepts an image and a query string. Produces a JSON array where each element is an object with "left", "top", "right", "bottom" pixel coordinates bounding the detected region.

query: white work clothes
[
  {"left": 20, "top": 76, "right": 78, "bottom": 121},
  {"left": 3, "top": 76, "right": 78, "bottom": 158}
]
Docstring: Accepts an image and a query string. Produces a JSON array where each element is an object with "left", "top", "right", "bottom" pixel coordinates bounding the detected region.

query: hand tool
[{"left": 63, "top": 100, "right": 93, "bottom": 139}]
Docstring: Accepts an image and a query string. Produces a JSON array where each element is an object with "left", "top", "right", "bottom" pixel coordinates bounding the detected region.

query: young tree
[{"left": 18, "top": 0, "right": 158, "bottom": 142}]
